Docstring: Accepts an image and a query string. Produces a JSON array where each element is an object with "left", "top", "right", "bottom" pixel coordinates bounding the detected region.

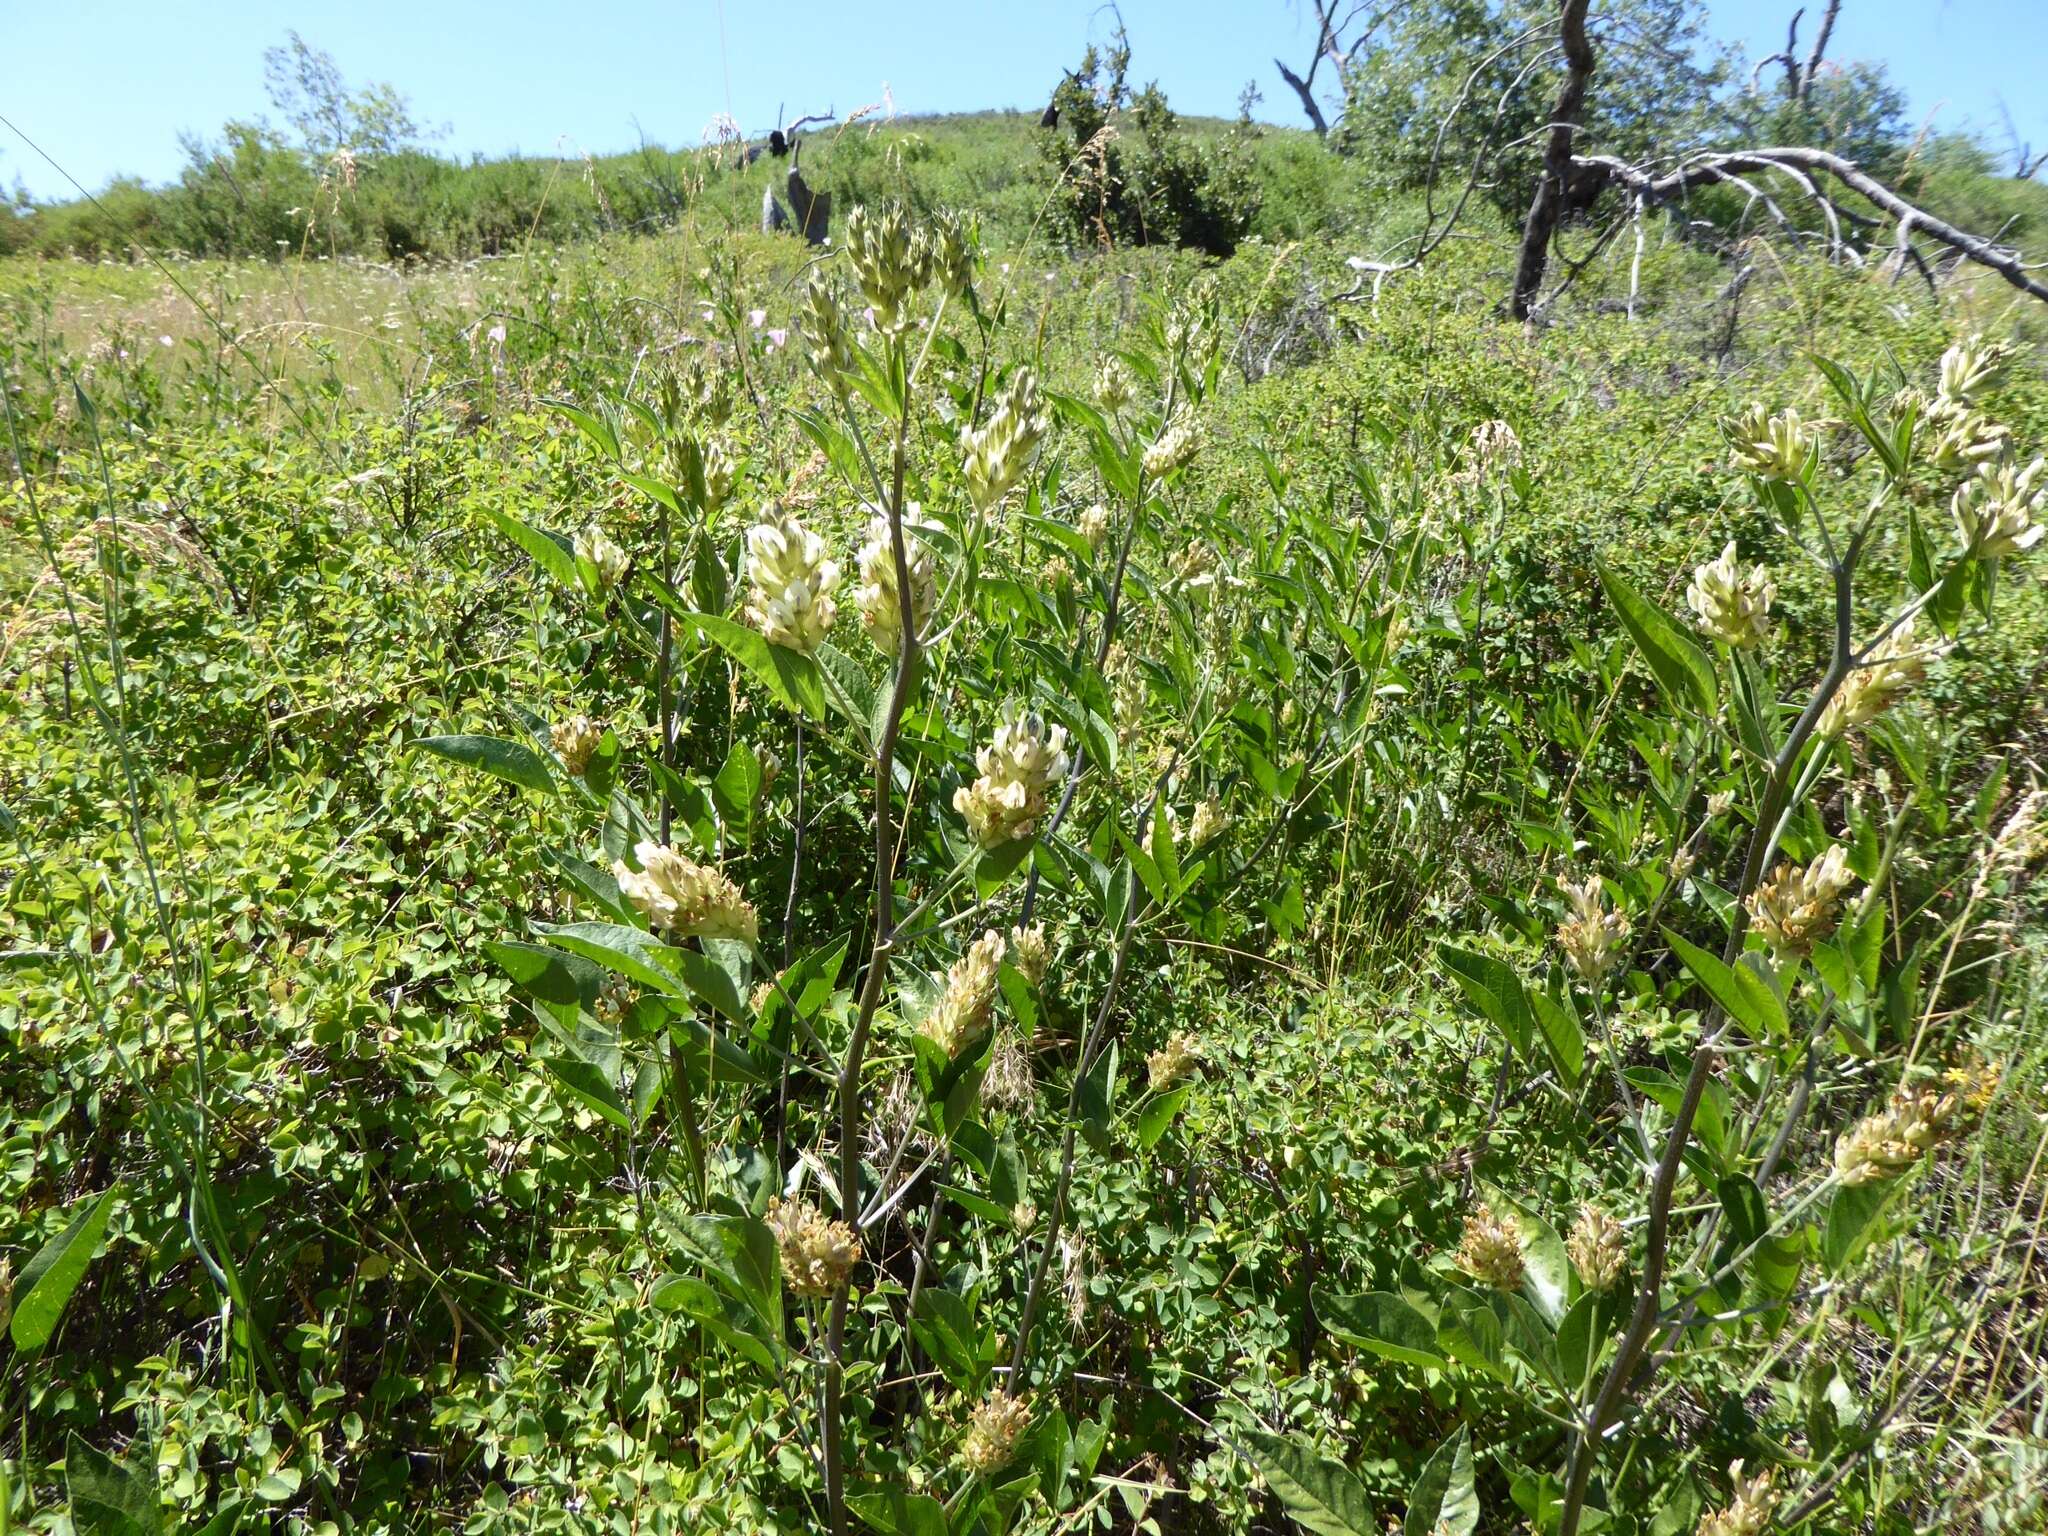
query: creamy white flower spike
[
  {"left": 1077, "top": 502, "right": 1111, "bottom": 550},
  {"left": 1723, "top": 404, "right": 1814, "bottom": 482},
  {"left": 953, "top": 708, "right": 1071, "bottom": 846},
  {"left": 853, "top": 506, "right": 937, "bottom": 659},
  {"left": 920, "top": 930, "right": 1006, "bottom": 1059},
  {"left": 1746, "top": 843, "right": 1855, "bottom": 958},
  {"left": 744, "top": 503, "right": 839, "bottom": 653},
  {"left": 960, "top": 369, "right": 1050, "bottom": 514},
  {"left": 1685, "top": 541, "right": 1775, "bottom": 648},
  {"left": 613, "top": 840, "right": 759, "bottom": 941},
  {"left": 1143, "top": 405, "right": 1200, "bottom": 479},
  {"left": 1818, "top": 615, "right": 1943, "bottom": 738},
  {"left": 1936, "top": 333, "right": 2010, "bottom": 406},
  {"left": 575, "top": 525, "right": 630, "bottom": 590},
  {"left": 1556, "top": 875, "right": 1631, "bottom": 982},
  {"left": 1952, "top": 456, "right": 2045, "bottom": 559}
]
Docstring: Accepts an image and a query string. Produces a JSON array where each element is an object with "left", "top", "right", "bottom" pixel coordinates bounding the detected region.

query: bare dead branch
[
  {"left": 1797, "top": 0, "right": 1841, "bottom": 105},
  {"left": 1510, "top": 0, "right": 1597, "bottom": 319}
]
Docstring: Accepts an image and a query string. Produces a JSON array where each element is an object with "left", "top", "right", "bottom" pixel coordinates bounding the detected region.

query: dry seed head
[
  {"left": 1724, "top": 404, "right": 1813, "bottom": 482},
  {"left": 1697, "top": 1460, "right": 1776, "bottom": 1536},
  {"left": 1557, "top": 875, "right": 1631, "bottom": 983},
  {"left": 1952, "top": 455, "right": 2045, "bottom": 559},
  {"left": 1567, "top": 1204, "right": 1627, "bottom": 1293},
  {"left": 961, "top": 1392, "right": 1033, "bottom": 1475},
  {"left": 1457, "top": 1204, "right": 1526, "bottom": 1291},
  {"left": 550, "top": 715, "right": 606, "bottom": 776},
  {"left": 954, "top": 708, "right": 1071, "bottom": 846},
  {"left": 765, "top": 1196, "right": 861, "bottom": 1298},
  {"left": 920, "top": 930, "right": 1007, "bottom": 1060},
  {"left": 1746, "top": 843, "right": 1855, "bottom": 958},
  {"left": 575, "top": 524, "right": 630, "bottom": 590},
  {"left": 1685, "top": 541, "right": 1776, "bottom": 648},
  {"left": 853, "top": 508, "right": 937, "bottom": 659},
  {"left": 744, "top": 503, "right": 840, "bottom": 653},
  {"left": 613, "top": 840, "right": 760, "bottom": 942},
  {"left": 983, "top": 1029, "right": 1037, "bottom": 1110},
  {"left": 1146, "top": 1031, "right": 1200, "bottom": 1094},
  {"left": 1818, "top": 616, "right": 1940, "bottom": 738}
]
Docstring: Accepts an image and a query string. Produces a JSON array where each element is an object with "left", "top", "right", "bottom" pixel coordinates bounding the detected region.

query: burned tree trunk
[{"left": 1510, "top": 0, "right": 1596, "bottom": 320}]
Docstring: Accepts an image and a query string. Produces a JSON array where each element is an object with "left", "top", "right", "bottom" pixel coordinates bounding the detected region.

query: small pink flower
[
  {"left": 862, "top": 306, "right": 878, "bottom": 330},
  {"left": 748, "top": 308, "right": 767, "bottom": 329},
  {"left": 487, "top": 323, "right": 507, "bottom": 346},
  {"left": 766, "top": 328, "right": 789, "bottom": 351}
]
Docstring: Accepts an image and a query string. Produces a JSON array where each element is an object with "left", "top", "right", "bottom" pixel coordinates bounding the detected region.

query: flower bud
[
  {"left": 1009, "top": 922, "right": 1049, "bottom": 987},
  {"left": 1684, "top": 541, "right": 1775, "bottom": 648},
  {"left": 1077, "top": 501, "right": 1111, "bottom": 550},
  {"left": 1188, "top": 794, "right": 1228, "bottom": 847},
  {"left": 700, "top": 438, "right": 737, "bottom": 514},
  {"left": 844, "top": 204, "right": 922, "bottom": 333},
  {"left": 1936, "top": 333, "right": 2010, "bottom": 406},
  {"left": 1094, "top": 356, "right": 1136, "bottom": 413},
  {"left": 798, "top": 274, "right": 857, "bottom": 398},
  {"left": 960, "top": 369, "right": 1050, "bottom": 515}
]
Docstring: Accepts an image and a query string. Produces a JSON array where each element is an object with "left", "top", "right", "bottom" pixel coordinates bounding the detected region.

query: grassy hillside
[{"left": 3, "top": 144, "right": 2047, "bottom": 1536}]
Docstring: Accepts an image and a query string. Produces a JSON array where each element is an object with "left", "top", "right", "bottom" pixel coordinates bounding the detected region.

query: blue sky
[{"left": 4, "top": 0, "right": 2045, "bottom": 202}]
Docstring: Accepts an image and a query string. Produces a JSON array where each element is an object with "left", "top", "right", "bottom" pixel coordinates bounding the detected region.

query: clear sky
[{"left": 4, "top": 0, "right": 2045, "bottom": 203}]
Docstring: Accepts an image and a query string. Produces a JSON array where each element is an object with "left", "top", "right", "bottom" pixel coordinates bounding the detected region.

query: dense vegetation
[{"left": 4, "top": 15, "right": 2048, "bottom": 1536}]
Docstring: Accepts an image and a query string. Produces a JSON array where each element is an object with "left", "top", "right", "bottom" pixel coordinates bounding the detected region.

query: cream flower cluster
[
  {"left": 1008, "top": 922, "right": 1049, "bottom": 987},
  {"left": 575, "top": 524, "right": 630, "bottom": 590},
  {"left": 961, "top": 1392, "right": 1032, "bottom": 1474},
  {"left": 1094, "top": 356, "right": 1136, "bottom": 413},
  {"left": 1685, "top": 541, "right": 1775, "bottom": 648},
  {"left": 744, "top": 504, "right": 840, "bottom": 653},
  {"left": 1567, "top": 1204, "right": 1627, "bottom": 1293},
  {"left": 1557, "top": 875, "right": 1631, "bottom": 982},
  {"left": 1456, "top": 1204, "right": 1525, "bottom": 1291},
  {"left": 1953, "top": 455, "right": 2045, "bottom": 559},
  {"left": 1697, "top": 1461, "right": 1776, "bottom": 1536},
  {"left": 1746, "top": 844, "right": 1855, "bottom": 958},
  {"left": 960, "top": 368, "right": 1050, "bottom": 514},
  {"left": 1146, "top": 1031, "right": 1200, "bottom": 1093},
  {"left": 798, "top": 273, "right": 858, "bottom": 398},
  {"left": 844, "top": 204, "right": 921, "bottom": 334},
  {"left": 954, "top": 710, "right": 1071, "bottom": 846},
  {"left": 1723, "top": 403, "right": 1814, "bottom": 482},
  {"left": 549, "top": 715, "right": 605, "bottom": 776},
  {"left": 920, "top": 930, "right": 1006, "bottom": 1060},
  {"left": 613, "top": 840, "right": 759, "bottom": 942},
  {"left": 765, "top": 1196, "right": 861, "bottom": 1298},
  {"left": 1833, "top": 1085, "right": 1961, "bottom": 1185},
  {"left": 852, "top": 509, "right": 937, "bottom": 660},
  {"left": 1818, "top": 616, "right": 1939, "bottom": 738},
  {"left": 1143, "top": 405, "right": 1200, "bottom": 479}
]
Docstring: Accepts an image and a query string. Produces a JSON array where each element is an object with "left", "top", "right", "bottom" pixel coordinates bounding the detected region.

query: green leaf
[
  {"left": 547, "top": 398, "right": 621, "bottom": 461},
  {"left": 1529, "top": 989, "right": 1585, "bottom": 1087},
  {"left": 814, "top": 642, "right": 876, "bottom": 740},
  {"left": 1597, "top": 558, "right": 1717, "bottom": 718},
  {"left": 1313, "top": 1288, "right": 1445, "bottom": 1371},
  {"left": 1823, "top": 1180, "right": 1899, "bottom": 1273},
  {"left": 1404, "top": 1428, "right": 1478, "bottom": 1536},
  {"left": 1665, "top": 929, "right": 1786, "bottom": 1039},
  {"left": 1438, "top": 946, "right": 1534, "bottom": 1058},
  {"left": 910, "top": 1288, "right": 988, "bottom": 1394},
  {"left": 482, "top": 506, "right": 579, "bottom": 588},
  {"left": 483, "top": 940, "right": 600, "bottom": 1012},
  {"left": 66, "top": 1433, "right": 161, "bottom": 1536},
  {"left": 847, "top": 1490, "right": 948, "bottom": 1536},
  {"left": 534, "top": 920, "right": 685, "bottom": 994},
  {"left": 691, "top": 612, "right": 826, "bottom": 720},
  {"left": 1136, "top": 1086, "right": 1190, "bottom": 1149},
  {"left": 13, "top": 1186, "right": 120, "bottom": 1352},
  {"left": 544, "top": 1056, "right": 631, "bottom": 1129},
  {"left": 1239, "top": 1430, "right": 1376, "bottom": 1536},
  {"left": 413, "top": 733, "right": 556, "bottom": 795},
  {"left": 1076, "top": 1041, "right": 1120, "bottom": 1155}
]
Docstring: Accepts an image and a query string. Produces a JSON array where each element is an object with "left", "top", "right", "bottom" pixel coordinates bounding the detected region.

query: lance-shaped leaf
[{"left": 1597, "top": 557, "right": 1717, "bottom": 718}]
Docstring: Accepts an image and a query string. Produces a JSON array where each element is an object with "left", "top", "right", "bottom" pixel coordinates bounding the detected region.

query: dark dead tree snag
[{"left": 1510, "top": 0, "right": 1596, "bottom": 320}]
